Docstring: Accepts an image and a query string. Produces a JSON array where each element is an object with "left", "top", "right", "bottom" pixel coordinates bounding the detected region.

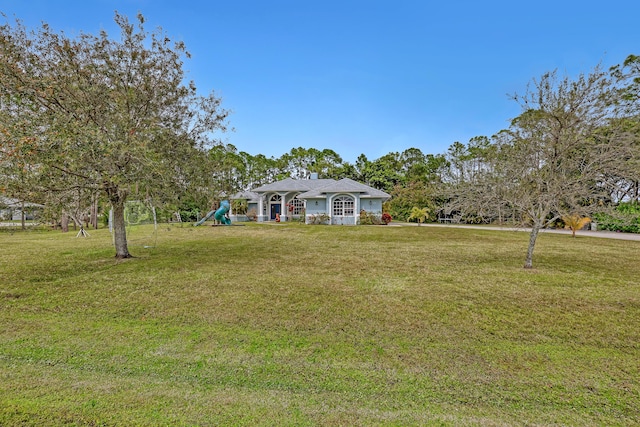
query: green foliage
[
  {"left": 594, "top": 202, "right": 640, "bottom": 233},
  {"left": 0, "top": 13, "right": 229, "bottom": 258},
  {"left": 178, "top": 199, "right": 204, "bottom": 222},
  {"left": 387, "top": 181, "right": 438, "bottom": 222},
  {"left": 361, "top": 152, "right": 406, "bottom": 192},
  {"left": 280, "top": 147, "right": 345, "bottom": 179},
  {"left": 407, "top": 206, "right": 430, "bottom": 224},
  {"left": 231, "top": 199, "right": 248, "bottom": 215}
]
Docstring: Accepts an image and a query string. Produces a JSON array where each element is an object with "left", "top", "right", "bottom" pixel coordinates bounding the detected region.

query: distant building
[
  {"left": 231, "top": 175, "right": 390, "bottom": 225},
  {"left": 0, "top": 197, "right": 43, "bottom": 221}
]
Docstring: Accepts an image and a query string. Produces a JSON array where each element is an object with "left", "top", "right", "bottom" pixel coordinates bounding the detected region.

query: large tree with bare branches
[
  {"left": 447, "top": 67, "right": 637, "bottom": 268},
  {"left": 0, "top": 12, "right": 229, "bottom": 257},
  {"left": 508, "top": 68, "right": 637, "bottom": 268}
]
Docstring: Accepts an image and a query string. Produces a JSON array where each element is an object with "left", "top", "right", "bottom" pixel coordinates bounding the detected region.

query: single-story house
[
  {"left": 232, "top": 174, "right": 391, "bottom": 225},
  {"left": 0, "top": 196, "right": 43, "bottom": 221}
]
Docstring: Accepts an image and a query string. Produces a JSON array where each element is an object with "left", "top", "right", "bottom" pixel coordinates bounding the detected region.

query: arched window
[
  {"left": 288, "top": 196, "right": 305, "bottom": 215},
  {"left": 332, "top": 195, "right": 354, "bottom": 216}
]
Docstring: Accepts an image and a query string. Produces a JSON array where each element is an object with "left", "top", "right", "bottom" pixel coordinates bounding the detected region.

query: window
[
  {"left": 288, "top": 197, "right": 305, "bottom": 215},
  {"left": 333, "top": 195, "right": 354, "bottom": 216}
]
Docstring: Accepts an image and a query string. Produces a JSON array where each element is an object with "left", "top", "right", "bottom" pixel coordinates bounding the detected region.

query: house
[
  {"left": 0, "top": 196, "right": 43, "bottom": 221},
  {"left": 232, "top": 174, "right": 391, "bottom": 225}
]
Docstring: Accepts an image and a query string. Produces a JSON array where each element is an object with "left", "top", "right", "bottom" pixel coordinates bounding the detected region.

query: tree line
[{"left": 1, "top": 12, "right": 639, "bottom": 267}]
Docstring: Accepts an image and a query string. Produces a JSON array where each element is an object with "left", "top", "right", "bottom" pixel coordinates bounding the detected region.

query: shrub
[
  {"left": 295, "top": 209, "right": 306, "bottom": 223},
  {"left": 308, "top": 213, "right": 330, "bottom": 225},
  {"left": 359, "top": 210, "right": 390, "bottom": 225},
  {"left": 231, "top": 199, "right": 248, "bottom": 215},
  {"left": 246, "top": 208, "right": 258, "bottom": 222},
  {"left": 594, "top": 202, "right": 640, "bottom": 233}
]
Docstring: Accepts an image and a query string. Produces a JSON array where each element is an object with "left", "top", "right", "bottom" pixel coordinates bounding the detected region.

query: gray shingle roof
[
  {"left": 252, "top": 178, "right": 337, "bottom": 193},
  {"left": 249, "top": 177, "right": 390, "bottom": 200},
  {"left": 230, "top": 191, "right": 261, "bottom": 202},
  {"left": 299, "top": 178, "right": 391, "bottom": 200},
  {"left": 0, "top": 196, "right": 44, "bottom": 208}
]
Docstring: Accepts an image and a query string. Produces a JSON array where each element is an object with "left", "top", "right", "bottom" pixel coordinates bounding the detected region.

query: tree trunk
[
  {"left": 110, "top": 197, "right": 132, "bottom": 259},
  {"left": 20, "top": 201, "right": 25, "bottom": 230},
  {"left": 524, "top": 225, "right": 540, "bottom": 269},
  {"left": 90, "top": 195, "right": 99, "bottom": 229},
  {"left": 61, "top": 213, "right": 69, "bottom": 233}
]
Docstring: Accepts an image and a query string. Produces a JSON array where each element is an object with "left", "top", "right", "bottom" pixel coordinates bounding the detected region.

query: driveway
[{"left": 391, "top": 222, "right": 640, "bottom": 241}]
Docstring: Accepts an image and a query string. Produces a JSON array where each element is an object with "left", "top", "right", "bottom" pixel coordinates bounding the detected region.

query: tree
[
  {"left": 231, "top": 152, "right": 286, "bottom": 190},
  {"left": 493, "top": 68, "right": 634, "bottom": 268},
  {"left": 280, "top": 147, "right": 313, "bottom": 179},
  {"left": 0, "top": 13, "right": 229, "bottom": 257},
  {"left": 387, "top": 181, "right": 438, "bottom": 222},
  {"left": 208, "top": 143, "right": 245, "bottom": 197},
  {"left": 0, "top": 119, "right": 39, "bottom": 229},
  {"left": 609, "top": 54, "right": 640, "bottom": 201},
  {"left": 407, "top": 206, "right": 430, "bottom": 225},
  {"left": 611, "top": 54, "right": 640, "bottom": 112},
  {"left": 442, "top": 136, "right": 506, "bottom": 224},
  {"left": 279, "top": 147, "right": 345, "bottom": 179},
  {"left": 562, "top": 214, "right": 591, "bottom": 238},
  {"left": 361, "top": 152, "right": 405, "bottom": 192}
]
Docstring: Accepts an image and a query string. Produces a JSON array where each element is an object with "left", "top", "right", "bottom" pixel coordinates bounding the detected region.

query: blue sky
[{"left": 1, "top": 1, "right": 639, "bottom": 163}]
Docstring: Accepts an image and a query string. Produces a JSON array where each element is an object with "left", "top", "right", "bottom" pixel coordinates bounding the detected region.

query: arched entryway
[{"left": 269, "top": 194, "right": 282, "bottom": 220}]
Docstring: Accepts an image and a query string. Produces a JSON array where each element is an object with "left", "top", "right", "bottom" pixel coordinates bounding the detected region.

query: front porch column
[
  {"left": 258, "top": 196, "right": 266, "bottom": 222},
  {"left": 280, "top": 195, "right": 287, "bottom": 222}
]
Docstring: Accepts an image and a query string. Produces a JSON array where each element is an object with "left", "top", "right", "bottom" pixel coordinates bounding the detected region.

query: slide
[{"left": 194, "top": 200, "right": 231, "bottom": 226}]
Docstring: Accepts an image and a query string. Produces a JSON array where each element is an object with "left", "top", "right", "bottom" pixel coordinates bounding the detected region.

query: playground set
[{"left": 194, "top": 200, "right": 232, "bottom": 226}]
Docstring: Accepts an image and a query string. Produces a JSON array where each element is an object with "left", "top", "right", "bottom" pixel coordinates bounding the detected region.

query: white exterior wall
[
  {"left": 360, "top": 198, "right": 383, "bottom": 213},
  {"left": 303, "top": 194, "right": 385, "bottom": 225},
  {"left": 304, "top": 198, "right": 328, "bottom": 224}
]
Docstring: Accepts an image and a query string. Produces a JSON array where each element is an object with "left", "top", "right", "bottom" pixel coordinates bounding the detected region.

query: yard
[{"left": 1, "top": 223, "right": 638, "bottom": 426}]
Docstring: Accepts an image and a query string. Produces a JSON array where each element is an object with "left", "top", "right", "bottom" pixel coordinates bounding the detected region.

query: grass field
[{"left": 1, "top": 223, "right": 639, "bottom": 426}]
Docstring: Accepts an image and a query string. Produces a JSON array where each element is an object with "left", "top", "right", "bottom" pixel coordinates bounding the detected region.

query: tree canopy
[{"left": 0, "top": 12, "right": 229, "bottom": 257}]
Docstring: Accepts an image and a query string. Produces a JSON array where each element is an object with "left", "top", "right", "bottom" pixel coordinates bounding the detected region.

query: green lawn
[{"left": 1, "top": 223, "right": 639, "bottom": 426}]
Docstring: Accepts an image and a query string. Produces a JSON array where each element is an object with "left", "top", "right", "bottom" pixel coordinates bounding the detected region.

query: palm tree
[
  {"left": 562, "top": 214, "right": 592, "bottom": 238},
  {"left": 408, "top": 207, "right": 430, "bottom": 226}
]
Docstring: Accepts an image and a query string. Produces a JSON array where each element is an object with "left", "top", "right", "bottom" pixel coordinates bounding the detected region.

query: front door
[{"left": 270, "top": 203, "right": 281, "bottom": 220}]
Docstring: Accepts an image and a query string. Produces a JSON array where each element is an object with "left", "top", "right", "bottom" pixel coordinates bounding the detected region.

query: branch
[{"left": 48, "top": 163, "right": 91, "bottom": 180}]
